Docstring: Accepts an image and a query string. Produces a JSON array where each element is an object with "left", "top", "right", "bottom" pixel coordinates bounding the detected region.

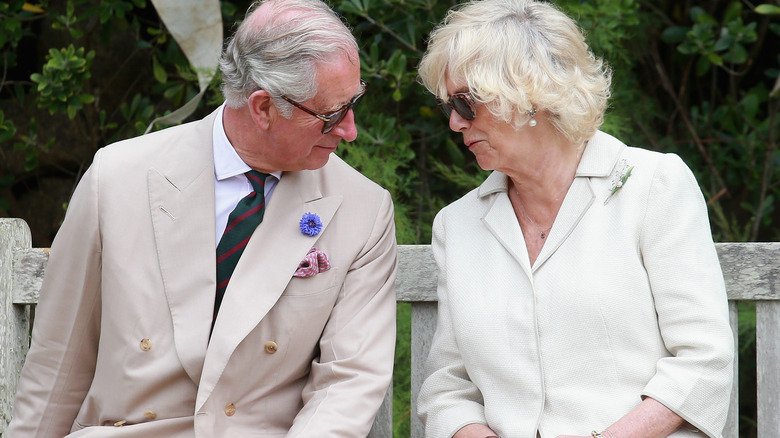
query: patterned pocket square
[{"left": 293, "top": 247, "right": 331, "bottom": 278}]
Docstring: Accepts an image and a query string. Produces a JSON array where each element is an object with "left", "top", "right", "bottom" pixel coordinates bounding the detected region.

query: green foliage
[
  {"left": 339, "top": 112, "right": 419, "bottom": 244},
  {"left": 393, "top": 302, "right": 412, "bottom": 437},
  {"left": 657, "top": 1, "right": 780, "bottom": 246},
  {"left": 30, "top": 45, "right": 96, "bottom": 119},
  {"left": 13, "top": 118, "right": 55, "bottom": 172},
  {"left": 0, "top": 1, "right": 26, "bottom": 53},
  {"left": 0, "top": 111, "right": 16, "bottom": 144}
]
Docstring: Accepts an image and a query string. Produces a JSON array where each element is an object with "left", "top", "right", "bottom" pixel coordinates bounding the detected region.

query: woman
[{"left": 416, "top": 1, "right": 734, "bottom": 437}]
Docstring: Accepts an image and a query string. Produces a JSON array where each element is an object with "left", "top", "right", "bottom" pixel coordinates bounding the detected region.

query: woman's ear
[{"left": 247, "top": 90, "right": 274, "bottom": 131}]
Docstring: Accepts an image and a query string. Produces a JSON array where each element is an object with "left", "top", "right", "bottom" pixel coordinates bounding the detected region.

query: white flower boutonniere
[{"left": 604, "top": 159, "right": 634, "bottom": 205}]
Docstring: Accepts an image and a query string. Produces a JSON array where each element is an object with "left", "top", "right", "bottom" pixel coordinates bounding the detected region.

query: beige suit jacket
[
  {"left": 418, "top": 131, "right": 733, "bottom": 438},
  {"left": 8, "top": 110, "right": 398, "bottom": 437}
]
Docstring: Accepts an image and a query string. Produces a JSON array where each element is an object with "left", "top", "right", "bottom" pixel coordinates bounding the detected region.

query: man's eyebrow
[{"left": 321, "top": 88, "right": 362, "bottom": 113}]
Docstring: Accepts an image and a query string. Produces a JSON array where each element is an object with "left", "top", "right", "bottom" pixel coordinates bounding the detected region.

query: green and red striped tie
[{"left": 214, "top": 170, "right": 268, "bottom": 325}]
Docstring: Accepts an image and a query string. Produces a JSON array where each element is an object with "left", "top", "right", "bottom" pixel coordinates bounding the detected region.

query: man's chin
[{"left": 306, "top": 152, "right": 332, "bottom": 170}]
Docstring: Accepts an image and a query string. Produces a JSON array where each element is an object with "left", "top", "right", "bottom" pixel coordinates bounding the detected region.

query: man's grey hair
[{"left": 219, "top": 0, "right": 359, "bottom": 118}]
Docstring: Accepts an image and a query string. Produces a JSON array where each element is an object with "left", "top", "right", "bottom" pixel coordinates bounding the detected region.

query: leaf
[
  {"left": 740, "top": 93, "right": 759, "bottom": 120},
  {"left": 756, "top": 4, "right": 780, "bottom": 15},
  {"left": 163, "top": 83, "right": 184, "bottom": 99},
  {"left": 661, "top": 26, "right": 688, "bottom": 43},
  {"left": 713, "top": 35, "right": 732, "bottom": 52},
  {"left": 724, "top": 2, "right": 742, "bottom": 23},
  {"left": 707, "top": 52, "right": 723, "bottom": 66},
  {"left": 22, "top": 3, "right": 45, "bottom": 13},
  {"left": 724, "top": 44, "right": 748, "bottom": 64},
  {"left": 0, "top": 116, "right": 16, "bottom": 143},
  {"left": 152, "top": 56, "right": 167, "bottom": 83},
  {"left": 691, "top": 6, "right": 716, "bottom": 25},
  {"left": 386, "top": 50, "right": 407, "bottom": 80},
  {"left": 79, "top": 93, "right": 95, "bottom": 104}
]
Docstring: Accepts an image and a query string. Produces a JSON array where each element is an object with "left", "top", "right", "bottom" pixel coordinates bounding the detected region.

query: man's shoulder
[
  {"left": 100, "top": 112, "right": 216, "bottom": 159},
  {"left": 315, "top": 153, "right": 387, "bottom": 196},
  {"left": 93, "top": 113, "right": 216, "bottom": 173}
]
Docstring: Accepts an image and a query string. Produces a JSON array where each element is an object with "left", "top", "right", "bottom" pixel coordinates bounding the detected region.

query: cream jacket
[
  {"left": 418, "top": 131, "right": 733, "bottom": 438},
  {"left": 8, "top": 110, "right": 398, "bottom": 437}
]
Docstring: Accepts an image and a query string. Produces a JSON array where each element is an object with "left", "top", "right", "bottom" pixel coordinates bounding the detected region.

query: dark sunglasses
[
  {"left": 436, "top": 92, "right": 477, "bottom": 121},
  {"left": 281, "top": 79, "right": 368, "bottom": 134}
]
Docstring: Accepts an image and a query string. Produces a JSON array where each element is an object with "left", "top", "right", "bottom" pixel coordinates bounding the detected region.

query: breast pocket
[{"left": 281, "top": 267, "right": 341, "bottom": 297}]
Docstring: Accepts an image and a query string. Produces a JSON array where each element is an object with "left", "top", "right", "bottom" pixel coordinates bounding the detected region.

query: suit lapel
[
  {"left": 478, "top": 131, "right": 628, "bottom": 273},
  {"left": 149, "top": 113, "right": 218, "bottom": 385},
  {"left": 533, "top": 131, "right": 626, "bottom": 271},
  {"left": 197, "top": 168, "right": 342, "bottom": 410},
  {"left": 481, "top": 173, "right": 533, "bottom": 278},
  {"left": 532, "top": 178, "right": 594, "bottom": 270}
]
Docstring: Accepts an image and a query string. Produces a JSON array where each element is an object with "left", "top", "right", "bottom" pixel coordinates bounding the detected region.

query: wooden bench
[{"left": 2, "top": 217, "right": 779, "bottom": 437}]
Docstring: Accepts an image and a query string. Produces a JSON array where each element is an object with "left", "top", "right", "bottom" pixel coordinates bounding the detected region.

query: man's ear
[{"left": 247, "top": 90, "right": 274, "bottom": 131}]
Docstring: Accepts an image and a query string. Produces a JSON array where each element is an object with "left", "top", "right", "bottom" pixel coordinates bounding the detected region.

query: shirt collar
[{"left": 213, "top": 103, "right": 283, "bottom": 181}]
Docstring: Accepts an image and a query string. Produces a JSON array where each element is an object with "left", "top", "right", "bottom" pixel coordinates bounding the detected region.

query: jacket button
[
  {"left": 225, "top": 403, "right": 236, "bottom": 416},
  {"left": 140, "top": 338, "right": 152, "bottom": 351},
  {"left": 264, "top": 341, "right": 278, "bottom": 354},
  {"left": 144, "top": 410, "right": 157, "bottom": 419}
]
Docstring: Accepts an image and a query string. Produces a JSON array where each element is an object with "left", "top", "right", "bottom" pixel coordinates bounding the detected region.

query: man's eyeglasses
[
  {"left": 281, "top": 80, "right": 368, "bottom": 134},
  {"left": 437, "top": 92, "right": 477, "bottom": 121}
]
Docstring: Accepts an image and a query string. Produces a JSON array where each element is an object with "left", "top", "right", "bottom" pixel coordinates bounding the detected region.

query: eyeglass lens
[
  {"left": 439, "top": 94, "right": 476, "bottom": 121},
  {"left": 322, "top": 87, "right": 366, "bottom": 134}
]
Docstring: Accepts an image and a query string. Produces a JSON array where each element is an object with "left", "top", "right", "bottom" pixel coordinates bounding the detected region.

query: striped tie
[{"left": 214, "top": 170, "right": 268, "bottom": 325}]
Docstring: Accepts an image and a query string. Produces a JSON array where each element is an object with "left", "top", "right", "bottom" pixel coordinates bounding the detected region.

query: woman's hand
[
  {"left": 556, "top": 397, "right": 686, "bottom": 438},
  {"left": 453, "top": 423, "right": 500, "bottom": 438}
]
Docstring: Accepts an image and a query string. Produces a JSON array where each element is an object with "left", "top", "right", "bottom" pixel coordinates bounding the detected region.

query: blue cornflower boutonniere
[
  {"left": 299, "top": 212, "right": 323, "bottom": 236},
  {"left": 604, "top": 159, "right": 634, "bottom": 205}
]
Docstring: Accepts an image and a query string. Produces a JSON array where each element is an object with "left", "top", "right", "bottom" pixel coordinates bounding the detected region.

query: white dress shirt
[{"left": 212, "top": 104, "right": 282, "bottom": 244}]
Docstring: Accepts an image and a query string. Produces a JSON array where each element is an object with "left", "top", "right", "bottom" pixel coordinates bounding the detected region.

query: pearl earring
[{"left": 527, "top": 105, "right": 537, "bottom": 127}]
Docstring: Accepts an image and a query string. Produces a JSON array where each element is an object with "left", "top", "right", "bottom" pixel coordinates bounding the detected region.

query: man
[{"left": 7, "top": 0, "right": 397, "bottom": 436}]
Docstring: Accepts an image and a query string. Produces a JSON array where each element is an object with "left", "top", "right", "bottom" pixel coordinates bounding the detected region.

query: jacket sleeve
[
  {"left": 7, "top": 151, "right": 104, "bottom": 437},
  {"left": 417, "top": 210, "right": 490, "bottom": 438},
  {"left": 287, "top": 189, "right": 398, "bottom": 437},
  {"left": 639, "top": 153, "right": 734, "bottom": 438}
]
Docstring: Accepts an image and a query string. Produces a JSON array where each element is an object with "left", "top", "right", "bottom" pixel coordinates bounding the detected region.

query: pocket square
[{"left": 293, "top": 248, "right": 331, "bottom": 278}]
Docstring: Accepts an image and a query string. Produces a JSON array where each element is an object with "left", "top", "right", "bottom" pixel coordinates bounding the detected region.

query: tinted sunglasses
[
  {"left": 436, "top": 92, "right": 477, "bottom": 121},
  {"left": 281, "top": 79, "right": 368, "bottom": 134}
]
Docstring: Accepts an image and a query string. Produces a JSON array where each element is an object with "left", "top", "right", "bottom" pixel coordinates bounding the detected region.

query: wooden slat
[
  {"left": 724, "top": 301, "right": 739, "bottom": 438},
  {"left": 12, "top": 243, "right": 780, "bottom": 303},
  {"left": 0, "top": 219, "right": 33, "bottom": 436},
  {"left": 12, "top": 248, "right": 48, "bottom": 305},
  {"left": 367, "top": 387, "right": 393, "bottom": 438},
  {"left": 716, "top": 242, "right": 780, "bottom": 301},
  {"left": 396, "top": 245, "right": 437, "bottom": 302},
  {"left": 756, "top": 301, "right": 780, "bottom": 438},
  {"left": 410, "top": 302, "right": 437, "bottom": 438}
]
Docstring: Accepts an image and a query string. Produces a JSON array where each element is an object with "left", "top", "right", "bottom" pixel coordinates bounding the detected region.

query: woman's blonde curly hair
[{"left": 418, "top": 0, "right": 612, "bottom": 146}]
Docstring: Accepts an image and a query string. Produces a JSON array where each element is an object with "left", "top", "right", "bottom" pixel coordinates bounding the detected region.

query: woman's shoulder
[
  {"left": 589, "top": 131, "right": 696, "bottom": 183},
  {"left": 437, "top": 171, "right": 505, "bottom": 218}
]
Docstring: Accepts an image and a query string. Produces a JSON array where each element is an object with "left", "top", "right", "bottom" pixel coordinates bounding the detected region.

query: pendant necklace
[{"left": 511, "top": 189, "right": 553, "bottom": 240}]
